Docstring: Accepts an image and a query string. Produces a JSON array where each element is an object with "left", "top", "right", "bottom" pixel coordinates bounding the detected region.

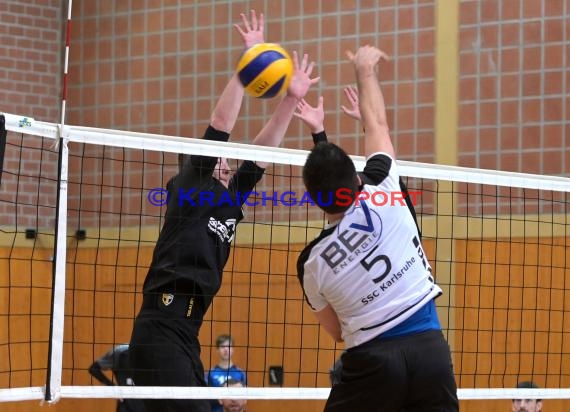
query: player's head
[
  {"left": 214, "top": 157, "right": 232, "bottom": 187},
  {"left": 303, "top": 142, "right": 358, "bottom": 214},
  {"left": 512, "top": 381, "right": 542, "bottom": 412},
  {"left": 216, "top": 334, "right": 235, "bottom": 361},
  {"left": 219, "top": 378, "right": 247, "bottom": 412}
]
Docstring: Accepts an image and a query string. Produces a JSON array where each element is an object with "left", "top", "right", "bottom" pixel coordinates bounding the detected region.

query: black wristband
[{"left": 312, "top": 131, "right": 328, "bottom": 144}]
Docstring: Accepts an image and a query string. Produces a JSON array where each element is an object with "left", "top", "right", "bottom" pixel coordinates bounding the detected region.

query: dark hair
[
  {"left": 517, "top": 381, "right": 539, "bottom": 389},
  {"left": 216, "top": 334, "right": 234, "bottom": 348},
  {"left": 303, "top": 142, "right": 358, "bottom": 214},
  {"left": 514, "top": 381, "right": 541, "bottom": 402},
  {"left": 225, "top": 377, "right": 245, "bottom": 387}
]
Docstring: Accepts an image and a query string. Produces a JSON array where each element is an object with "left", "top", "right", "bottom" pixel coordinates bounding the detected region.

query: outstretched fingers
[
  {"left": 240, "top": 11, "right": 252, "bottom": 31},
  {"left": 301, "top": 56, "right": 319, "bottom": 84},
  {"left": 234, "top": 10, "right": 265, "bottom": 47},
  {"left": 293, "top": 98, "right": 309, "bottom": 119},
  {"left": 348, "top": 45, "right": 391, "bottom": 67},
  {"left": 254, "top": 10, "right": 264, "bottom": 33},
  {"left": 305, "top": 60, "right": 315, "bottom": 75},
  {"left": 249, "top": 10, "right": 258, "bottom": 30},
  {"left": 293, "top": 52, "right": 311, "bottom": 74},
  {"left": 300, "top": 52, "right": 309, "bottom": 72},
  {"left": 292, "top": 50, "right": 299, "bottom": 70},
  {"left": 344, "top": 86, "right": 358, "bottom": 103},
  {"left": 233, "top": 22, "right": 246, "bottom": 37},
  {"left": 340, "top": 85, "right": 361, "bottom": 120},
  {"left": 287, "top": 51, "right": 320, "bottom": 99},
  {"left": 246, "top": 9, "right": 264, "bottom": 33}
]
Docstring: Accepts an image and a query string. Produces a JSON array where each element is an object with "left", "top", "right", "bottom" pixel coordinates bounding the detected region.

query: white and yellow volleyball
[{"left": 236, "top": 43, "right": 294, "bottom": 99}]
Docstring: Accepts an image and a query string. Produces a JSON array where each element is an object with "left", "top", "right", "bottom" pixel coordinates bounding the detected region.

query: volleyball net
[{"left": 1, "top": 112, "right": 570, "bottom": 404}]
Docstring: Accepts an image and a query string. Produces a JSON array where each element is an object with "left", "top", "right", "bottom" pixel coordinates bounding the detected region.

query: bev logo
[{"left": 320, "top": 202, "right": 382, "bottom": 274}]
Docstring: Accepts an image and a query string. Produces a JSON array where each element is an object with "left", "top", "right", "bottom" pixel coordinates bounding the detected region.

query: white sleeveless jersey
[{"left": 297, "top": 153, "right": 442, "bottom": 348}]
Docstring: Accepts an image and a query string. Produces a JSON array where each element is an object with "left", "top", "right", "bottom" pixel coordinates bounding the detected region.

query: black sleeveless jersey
[{"left": 143, "top": 126, "right": 265, "bottom": 312}]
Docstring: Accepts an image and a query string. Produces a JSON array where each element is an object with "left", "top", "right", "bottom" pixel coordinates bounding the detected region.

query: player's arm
[
  {"left": 250, "top": 51, "right": 319, "bottom": 168},
  {"left": 340, "top": 82, "right": 419, "bottom": 236},
  {"left": 88, "top": 360, "right": 115, "bottom": 386},
  {"left": 349, "top": 46, "right": 394, "bottom": 159},
  {"left": 314, "top": 304, "right": 343, "bottom": 342},
  {"left": 181, "top": 73, "right": 245, "bottom": 175},
  {"left": 337, "top": 83, "right": 393, "bottom": 187},
  {"left": 297, "top": 251, "right": 343, "bottom": 342},
  {"left": 209, "top": 9, "right": 264, "bottom": 135},
  {"left": 180, "top": 10, "right": 264, "bottom": 173}
]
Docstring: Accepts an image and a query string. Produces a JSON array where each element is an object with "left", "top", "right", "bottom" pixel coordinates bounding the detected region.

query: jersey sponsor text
[{"left": 360, "top": 257, "right": 416, "bottom": 305}]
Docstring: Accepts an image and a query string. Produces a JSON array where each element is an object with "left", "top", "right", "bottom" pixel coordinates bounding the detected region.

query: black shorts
[
  {"left": 129, "top": 293, "right": 210, "bottom": 412},
  {"left": 325, "top": 329, "right": 458, "bottom": 412}
]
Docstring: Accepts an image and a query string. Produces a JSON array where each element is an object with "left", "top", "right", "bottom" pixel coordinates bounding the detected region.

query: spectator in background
[
  {"left": 219, "top": 377, "right": 248, "bottom": 412},
  {"left": 512, "top": 381, "right": 543, "bottom": 412},
  {"left": 88, "top": 344, "right": 144, "bottom": 412},
  {"left": 207, "top": 334, "right": 247, "bottom": 412}
]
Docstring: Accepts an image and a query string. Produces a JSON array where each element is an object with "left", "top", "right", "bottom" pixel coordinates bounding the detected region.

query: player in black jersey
[
  {"left": 296, "top": 46, "right": 458, "bottom": 412},
  {"left": 128, "top": 10, "right": 319, "bottom": 412}
]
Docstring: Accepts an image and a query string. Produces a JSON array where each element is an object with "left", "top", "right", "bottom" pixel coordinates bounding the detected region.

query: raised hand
[
  {"left": 234, "top": 10, "right": 265, "bottom": 49},
  {"left": 294, "top": 97, "right": 324, "bottom": 133},
  {"left": 287, "top": 51, "right": 320, "bottom": 100},
  {"left": 347, "top": 46, "right": 393, "bottom": 158},
  {"left": 340, "top": 85, "right": 361, "bottom": 121},
  {"left": 346, "top": 46, "right": 389, "bottom": 74}
]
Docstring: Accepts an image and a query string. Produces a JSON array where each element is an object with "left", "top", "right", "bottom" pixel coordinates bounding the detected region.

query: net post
[
  {"left": 45, "top": 0, "right": 74, "bottom": 401},
  {"left": 45, "top": 136, "right": 70, "bottom": 403}
]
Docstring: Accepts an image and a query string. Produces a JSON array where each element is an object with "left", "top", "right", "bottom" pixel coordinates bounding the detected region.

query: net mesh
[
  {"left": 1, "top": 115, "right": 570, "bottom": 405},
  {"left": 0, "top": 126, "right": 57, "bottom": 398}
]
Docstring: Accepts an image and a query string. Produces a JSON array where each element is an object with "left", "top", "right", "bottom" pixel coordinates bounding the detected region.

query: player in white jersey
[{"left": 297, "top": 46, "right": 458, "bottom": 411}]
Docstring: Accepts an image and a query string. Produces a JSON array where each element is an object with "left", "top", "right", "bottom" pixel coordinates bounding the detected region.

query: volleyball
[{"left": 236, "top": 43, "right": 294, "bottom": 99}]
